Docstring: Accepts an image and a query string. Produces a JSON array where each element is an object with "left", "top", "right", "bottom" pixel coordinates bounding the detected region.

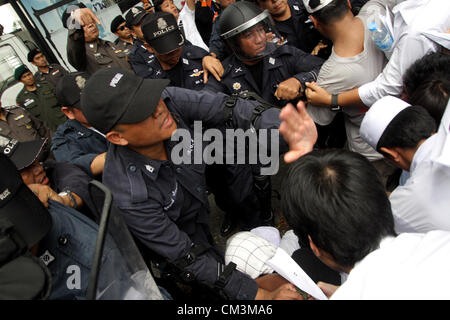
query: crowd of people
[{"left": 0, "top": 0, "right": 449, "bottom": 300}]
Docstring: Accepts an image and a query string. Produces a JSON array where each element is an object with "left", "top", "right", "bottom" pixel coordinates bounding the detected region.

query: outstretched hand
[
  {"left": 71, "top": 7, "right": 100, "bottom": 28},
  {"left": 279, "top": 100, "right": 317, "bottom": 163}
]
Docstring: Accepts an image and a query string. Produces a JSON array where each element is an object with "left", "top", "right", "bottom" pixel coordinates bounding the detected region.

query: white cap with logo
[{"left": 302, "top": 0, "right": 334, "bottom": 13}]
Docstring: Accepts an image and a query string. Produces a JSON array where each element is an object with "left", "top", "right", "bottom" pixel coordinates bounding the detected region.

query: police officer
[
  {"left": 80, "top": 68, "right": 305, "bottom": 300},
  {"left": 125, "top": 6, "right": 157, "bottom": 77},
  {"left": 140, "top": 12, "right": 207, "bottom": 89},
  {"left": 110, "top": 15, "right": 133, "bottom": 54},
  {"left": 63, "top": 3, "right": 132, "bottom": 75},
  {"left": 143, "top": 11, "right": 262, "bottom": 234},
  {"left": 15, "top": 65, "right": 65, "bottom": 133},
  {"left": 52, "top": 72, "right": 108, "bottom": 177},
  {"left": 0, "top": 99, "right": 51, "bottom": 143},
  {"left": 204, "top": 1, "right": 324, "bottom": 108},
  {"left": 204, "top": 1, "right": 323, "bottom": 223},
  {"left": 28, "top": 48, "right": 69, "bottom": 87}
]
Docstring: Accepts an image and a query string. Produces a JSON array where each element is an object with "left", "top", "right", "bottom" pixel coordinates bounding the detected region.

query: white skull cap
[{"left": 360, "top": 96, "right": 411, "bottom": 150}]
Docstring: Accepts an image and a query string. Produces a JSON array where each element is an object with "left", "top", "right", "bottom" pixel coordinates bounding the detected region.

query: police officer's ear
[
  {"left": 310, "top": 15, "right": 320, "bottom": 30},
  {"left": 105, "top": 127, "right": 129, "bottom": 146},
  {"left": 61, "top": 106, "right": 76, "bottom": 120}
]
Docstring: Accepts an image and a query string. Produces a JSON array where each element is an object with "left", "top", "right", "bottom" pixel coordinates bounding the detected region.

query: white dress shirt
[
  {"left": 389, "top": 100, "right": 450, "bottom": 233},
  {"left": 358, "top": 0, "right": 450, "bottom": 106},
  {"left": 331, "top": 231, "right": 450, "bottom": 299},
  {"left": 178, "top": 3, "right": 209, "bottom": 52}
]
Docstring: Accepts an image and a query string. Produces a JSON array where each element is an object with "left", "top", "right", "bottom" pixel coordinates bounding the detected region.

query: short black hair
[
  {"left": 281, "top": 149, "right": 395, "bottom": 268},
  {"left": 377, "top": 106, "right": 436, "bottom": 152},
  {"left": 310, "top": 0, "right": 350, "bottom": 25},
  {"left": 153, "top": 0, "right": 165, "bottom": 12},
  {"left": 408, "top": 75, "right": 449, "bottom": 126},
  {"left": 403, "top": 52, "right": 450, "bottom": 125}
]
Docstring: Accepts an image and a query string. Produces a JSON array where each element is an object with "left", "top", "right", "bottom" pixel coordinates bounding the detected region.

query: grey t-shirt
[{"left": 307, "top": 4, "right": 387, "bottom": 160}]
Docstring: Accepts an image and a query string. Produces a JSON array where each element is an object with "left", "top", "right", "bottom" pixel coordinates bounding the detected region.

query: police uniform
[
  {"left": 67, "top": 28, "right": 132, "bottom": 75},
  {"left": 128, "top": 39, "right": 157, "bottom": 78},
  {"left": 113, "top": 38, "right": 133, "bottom": 56},
  {"left": 274, "top": 0, "right": 328, "bottom": 57},
  {"left": 138, "top": 44, "right": 208, "bottom": 90},
  {"left": 102, "top": 87, "right": 289, "bottom": 300},
  {"left": 34, "top": 64, "right": 69, "bottom": 88},
  {"left": 51, "top": 119, "right": 108, "bottom": 176},
  {"left": 16, "top": 81, "right": 65, "bottom": 132},
  {"left": 0, "top": 106, "right": 50, "bottom": 142},
  {"left": 204, "top": 43, "right": 324, "bottom": 108}
]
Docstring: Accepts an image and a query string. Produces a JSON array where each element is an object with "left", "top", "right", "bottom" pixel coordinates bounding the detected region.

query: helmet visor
[{"left": 223, "top": 11, "right": 285, "bottom": 62}]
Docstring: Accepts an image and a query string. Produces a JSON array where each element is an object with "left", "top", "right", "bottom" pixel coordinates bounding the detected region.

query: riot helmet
[{"left": 219, "top": 1, "right": 283, "bottom": 62}]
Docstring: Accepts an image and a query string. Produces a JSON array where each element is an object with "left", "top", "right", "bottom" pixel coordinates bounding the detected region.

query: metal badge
[{"left": 39, "top": 250, "right": 55, "bottom": 266}]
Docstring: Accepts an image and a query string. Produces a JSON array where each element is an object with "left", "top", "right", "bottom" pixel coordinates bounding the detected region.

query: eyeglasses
[{"left": 118, "top": 25, "right": 128, "bottom": 31}]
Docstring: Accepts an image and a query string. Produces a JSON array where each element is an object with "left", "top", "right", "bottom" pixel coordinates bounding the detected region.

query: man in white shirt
[
  {"left": 281, "top": 146, "right": 450, "bottom": 299},
  {"left": 304, "top": 0, "right": 450, "bottom": 108},
  {"left": 360, "top": 96, "right": 450, "bottom": 233}
]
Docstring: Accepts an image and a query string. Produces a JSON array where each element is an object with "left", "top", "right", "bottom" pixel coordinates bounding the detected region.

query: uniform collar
[
  {"left": 116, "top": 144, "right": 166, "bottom": 182},
  {"left": 410, "top": 136, "right": 434, "bottom": 174},
  {"left": 38, "top": 65, "right": 54, "bottom": 75}
]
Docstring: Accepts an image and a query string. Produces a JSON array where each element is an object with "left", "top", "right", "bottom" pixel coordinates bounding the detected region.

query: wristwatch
[
  {"left": 330, "top": 94, "right": 342, "bottom": 112},
  {"left": 58, "top": 190, "right": 76, "bottom": 208}
]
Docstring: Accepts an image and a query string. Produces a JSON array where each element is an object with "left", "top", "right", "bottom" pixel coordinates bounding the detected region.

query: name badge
[{"left": 23, "top": 99, "right": 34, "bottom": 107}]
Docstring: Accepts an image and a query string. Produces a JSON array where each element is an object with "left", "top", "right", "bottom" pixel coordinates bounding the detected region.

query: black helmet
[{"left": 218, "top": 1, "right": 283, "bottom": 62}]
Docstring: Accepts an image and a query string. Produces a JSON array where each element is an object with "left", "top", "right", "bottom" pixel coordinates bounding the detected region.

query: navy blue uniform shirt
[
  {"left": 102, "top": 87, "right": 288, "bottom": 300},
  {"left": 204, "top": 43, "right": 323, "bottom": 107}
]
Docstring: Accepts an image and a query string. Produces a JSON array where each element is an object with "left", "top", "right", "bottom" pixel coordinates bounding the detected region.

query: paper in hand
[{"left": 265, "top": 247, "right": 328, "bottom": 300}]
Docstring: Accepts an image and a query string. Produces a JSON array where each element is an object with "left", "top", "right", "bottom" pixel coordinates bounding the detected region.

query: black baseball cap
[
  {"left": 125, "top": 6, "right": 148, "bottom": 28},
  {"left": 110, "top": 15, "right": 126, "bottom": 33},
  {"left": 80, "top": 68, "right": 170, "bottom": 134},
  {"left": 27, "top": 48, "right": 42, "bottom": 62},
  {"left": 0, "top": 135, "right": 47, "bottom": 171},
  {"left": 0, "top": 153, "right": 52, "bottom": 250},
  {"left": 142, "top": 11, "right": 184, "bottom": 54},
  {"left": 56, "top": 72, "right": 90, "bottom": 109}
]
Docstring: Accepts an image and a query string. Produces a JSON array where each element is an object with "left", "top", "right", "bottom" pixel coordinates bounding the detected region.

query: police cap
[{"left": 80, "top": 68, "right": 169, "bottom": 134}]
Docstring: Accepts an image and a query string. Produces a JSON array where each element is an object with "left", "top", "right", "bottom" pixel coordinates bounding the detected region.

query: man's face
[
  {"left": 116, "top": 99, "right": 177, "bottom": 147},
  {"left": 32, "top": 53, "right": 48, "bottom": 68},
  {"left": 257, "top": 0, "right": 288, "bottom": 18},
  {"left": 154, "top": 47, "right": 182, "bottom": 68},
  {"left": 217, "top": 0, "right": 235, "bottom": 9},
  {"left": 160, "top": 0, "right": 179, "bottom": 20},
  {"left": 20, "top": 71, "right": 35, "bottom": 86},
  {"left": 115, "top": 22, "right": 132, "bottom": 40},
  {"left": 237, "top": 24, "right": 267, "bottom": 59},
  {"left": 20, "top": 160, "right": 49, "bottom": 186},
  {"left": 83, "top": 22, "right": 99, "bottom": 42}
]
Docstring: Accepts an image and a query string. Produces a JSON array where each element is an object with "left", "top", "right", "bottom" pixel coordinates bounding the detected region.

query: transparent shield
[{"left": 88, "top": 182, "right": 164, "bottom": 300}]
